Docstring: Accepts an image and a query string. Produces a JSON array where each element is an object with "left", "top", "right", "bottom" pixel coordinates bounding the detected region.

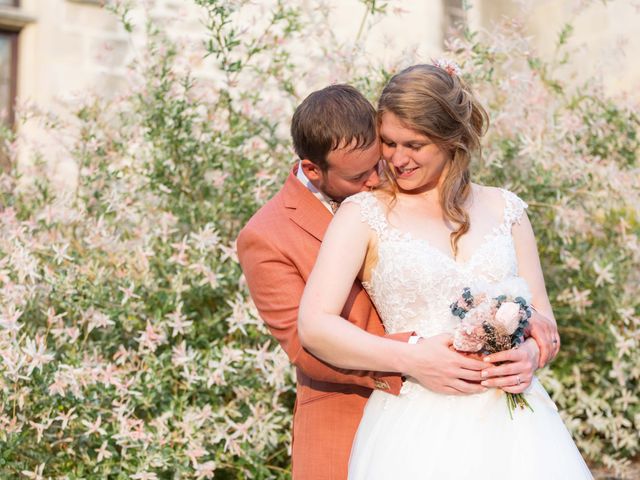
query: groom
[{"left": 237, "top": 84, "right": 560, "bottom": 479}]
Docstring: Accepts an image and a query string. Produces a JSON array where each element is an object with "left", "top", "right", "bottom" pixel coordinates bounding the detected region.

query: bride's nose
[{"left": 391, "top": 147, "right": 410, "bottom": 169}]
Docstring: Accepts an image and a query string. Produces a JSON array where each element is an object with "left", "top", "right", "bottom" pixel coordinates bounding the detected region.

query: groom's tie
[{"left": 328, "top": 200, "right": 340, "bottom": 214}]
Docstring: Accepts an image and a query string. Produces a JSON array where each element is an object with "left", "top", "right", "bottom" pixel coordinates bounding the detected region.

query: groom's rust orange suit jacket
[{"left": 237, "top": 167, "right": 410, "bottom": 480}]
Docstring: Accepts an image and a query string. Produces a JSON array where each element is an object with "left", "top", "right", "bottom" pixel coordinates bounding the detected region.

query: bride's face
[{"left": 379, "top": 112, "right": 451, "bottom": 193}]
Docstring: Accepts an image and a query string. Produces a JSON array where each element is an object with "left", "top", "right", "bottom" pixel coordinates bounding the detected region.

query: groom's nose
[{"left": 364, "top": 167, "right": 380, "bottom": 189}]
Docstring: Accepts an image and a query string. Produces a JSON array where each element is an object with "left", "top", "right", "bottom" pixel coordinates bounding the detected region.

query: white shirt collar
[{"left": 296, "top": 160, "right": 335, "bottom": 213}]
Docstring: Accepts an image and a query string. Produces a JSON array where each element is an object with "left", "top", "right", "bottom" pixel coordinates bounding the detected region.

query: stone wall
[{"left": 6, "top": 0, "right": 639, "bottom": 185}]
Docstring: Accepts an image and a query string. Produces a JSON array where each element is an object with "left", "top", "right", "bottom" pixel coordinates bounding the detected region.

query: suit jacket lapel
[{"left": 282, "top": 168, "right": 332, "bottom": 242}]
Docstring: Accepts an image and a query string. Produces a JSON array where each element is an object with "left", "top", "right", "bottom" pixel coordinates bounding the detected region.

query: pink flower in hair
[{"left": 432, "top": 58, "right": 461, "bottom": 77}]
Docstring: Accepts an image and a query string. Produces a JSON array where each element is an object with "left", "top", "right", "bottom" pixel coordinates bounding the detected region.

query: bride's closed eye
[{"left": 381, "top": 138, "right": 426, "bottom": 151}]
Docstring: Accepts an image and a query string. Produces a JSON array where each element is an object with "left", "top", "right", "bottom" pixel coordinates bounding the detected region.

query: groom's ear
[{"left": 300, "top": 159, "right": 324, "bottom": 181}]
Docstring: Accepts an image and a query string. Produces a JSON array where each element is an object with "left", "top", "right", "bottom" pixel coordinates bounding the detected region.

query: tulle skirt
[{"left": 349, "top": 378, "right": 592, "bottom": 479}]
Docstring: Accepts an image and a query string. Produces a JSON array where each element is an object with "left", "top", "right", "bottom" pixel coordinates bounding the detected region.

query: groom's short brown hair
[{"left": 291, "top": 84, "right": 377, "bottom": 171}]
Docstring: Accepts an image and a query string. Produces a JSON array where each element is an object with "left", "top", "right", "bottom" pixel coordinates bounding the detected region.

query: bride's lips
[{"left": 396, "top": 167, "right": 418, "bottom": 179}]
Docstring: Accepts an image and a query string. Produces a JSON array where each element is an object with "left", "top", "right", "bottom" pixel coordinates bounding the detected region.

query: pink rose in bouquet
[{"left": 494, "top": 301, "right": 522, "bottom": 335}]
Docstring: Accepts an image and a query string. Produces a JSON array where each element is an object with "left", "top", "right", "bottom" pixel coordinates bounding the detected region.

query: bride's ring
[
  {"left": 516, "top": 376, "right": 521, "bottom": 386},
  {"left": 552, "top": 338, "right": 559, "bottom": 344}
]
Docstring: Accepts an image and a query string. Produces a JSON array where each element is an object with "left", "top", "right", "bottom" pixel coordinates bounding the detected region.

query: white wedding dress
[{"left": 344, "top": 190, "right": 592, "bottom": 480}]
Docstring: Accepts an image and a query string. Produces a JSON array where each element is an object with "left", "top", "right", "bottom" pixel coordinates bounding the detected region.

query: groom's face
[{"left": 315, "top": 139, "right": 382, "bottom": 202}]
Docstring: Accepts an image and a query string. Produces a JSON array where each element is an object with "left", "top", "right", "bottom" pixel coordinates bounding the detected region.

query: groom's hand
[
  {"left": 527, "top": 310, "right": 560, "bottom": 368},
  {"left": 405, "top": 334, "right": 487, "bottom": 395}
]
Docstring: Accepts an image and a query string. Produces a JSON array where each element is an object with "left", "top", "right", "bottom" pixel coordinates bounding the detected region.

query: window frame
[
  {"left": 0, "top": 0, "right": 35, "bottom": 128},
  {"left": 1, "top": 29, "right": 18, "bottom": 126}
]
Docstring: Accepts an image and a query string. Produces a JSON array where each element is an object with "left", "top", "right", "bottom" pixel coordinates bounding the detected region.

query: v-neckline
[
  {"left": 368, "top": 187, "right": 510, "bottom": 267},
  {"left": 386, "top": 224, "right": 507, "bottom": 268}
]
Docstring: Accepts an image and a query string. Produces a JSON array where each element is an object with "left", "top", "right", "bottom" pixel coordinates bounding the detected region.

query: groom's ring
[
  {"left": 516, "top": 376, "right": 521, "bottom": 386},
  {"left": 552, "top": 338, "right": 559, "bottom": 344}
]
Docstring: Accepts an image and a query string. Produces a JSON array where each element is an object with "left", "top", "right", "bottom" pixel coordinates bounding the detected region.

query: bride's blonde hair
[{"left": 377, "top": 64, "right": 489, "bottom": 257}]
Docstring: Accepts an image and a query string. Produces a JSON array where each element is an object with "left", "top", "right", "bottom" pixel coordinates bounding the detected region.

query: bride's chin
[{"left": 396, "top": 180, "right": 438, "bottom": 195}]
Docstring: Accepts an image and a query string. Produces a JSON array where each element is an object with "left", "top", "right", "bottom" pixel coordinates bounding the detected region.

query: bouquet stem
[{"left": 506, "top": 392, "right": 534, "bottom": 419}]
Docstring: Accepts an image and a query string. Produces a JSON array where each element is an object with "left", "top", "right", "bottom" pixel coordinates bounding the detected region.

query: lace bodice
[{"left": 343, "top": 189, "right": 529, "bottom": 338}]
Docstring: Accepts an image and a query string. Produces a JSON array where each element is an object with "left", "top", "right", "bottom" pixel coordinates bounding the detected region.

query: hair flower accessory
[{"left": 432, "top": 58, "right": 461, "bottom": 77}]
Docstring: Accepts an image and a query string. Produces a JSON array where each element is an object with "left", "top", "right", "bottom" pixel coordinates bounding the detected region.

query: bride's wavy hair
[{"left": 377, "top": 63, "right": 489, "bottom": 256}]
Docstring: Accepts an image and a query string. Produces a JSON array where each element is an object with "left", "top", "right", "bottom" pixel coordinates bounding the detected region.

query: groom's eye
[{"left": 349, "top": 171, "right": 370, "bottom": 181}]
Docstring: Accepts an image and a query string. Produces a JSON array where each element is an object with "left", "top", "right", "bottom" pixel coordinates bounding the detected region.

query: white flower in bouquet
[{"left": 494, "top": 302, "right": 522, "bottom": 335}]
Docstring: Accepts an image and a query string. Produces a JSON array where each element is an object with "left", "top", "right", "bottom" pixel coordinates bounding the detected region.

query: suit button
[{"left": 374, "top": 379, "right": 390, "bottom": 390}]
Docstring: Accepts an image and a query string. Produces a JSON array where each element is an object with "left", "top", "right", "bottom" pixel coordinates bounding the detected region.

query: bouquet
[{"left": 450, "top": 285, "right": 533, "bottom": 418}]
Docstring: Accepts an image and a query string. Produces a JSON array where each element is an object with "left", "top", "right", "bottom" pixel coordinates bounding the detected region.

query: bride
[{"left": 298, "top": 63, "right": 592, "bottom": 479}]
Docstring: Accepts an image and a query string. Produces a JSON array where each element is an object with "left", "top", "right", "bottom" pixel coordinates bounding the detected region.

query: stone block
[
  {"left": 90, "top": 37, "right": 129, "bottom": 69},
  {"left": 64, "top": 0, "right": 120, "bottom": 31},
  {"left": 50, "top": 30, "right": 87, "bottom": 65}
]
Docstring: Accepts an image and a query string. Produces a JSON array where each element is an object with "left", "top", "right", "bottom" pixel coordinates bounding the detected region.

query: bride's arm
[
  {"left": 513, "top": 211, "right": 556, "bottom": 323},
  {"left": 481, "top": 209, "right": 559, "bottom": 393},
  {"left": 298, "top": 201, "right": 413, "bottom": 372},
  {"left": 512, "top": 210, "right": 561, "bottom": 367}
]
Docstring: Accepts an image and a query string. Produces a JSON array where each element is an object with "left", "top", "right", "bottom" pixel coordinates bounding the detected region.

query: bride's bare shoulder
[
  {"left": 371, "top": 189, "right": 395, "bottom": 206},
  {"left": 372, "top": 188, "right": 393, "bottom": 197},
  {"left": 471, "top": 183, "right": 506, "bottom": 216}
]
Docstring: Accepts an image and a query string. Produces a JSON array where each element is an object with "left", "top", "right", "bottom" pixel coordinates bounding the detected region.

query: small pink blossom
[
  {"left": 166, "top": 303, "right": 193, "bottom": 337},
  {"left": 194, "top": 460, "right": 217, "bottom": 479},
  {"left": 0, "top": 305, "right": 23, "bottom": 333},
  {"left": 55, "top": 408, "right": 77, "bottom": 430},
  {"left": 136, "top": 321, "right": 167, "bottom": 353},
  {"left": 22, "top": 335, "right": 55, "bottom": 375},
  {"left": 21, "top": 463, "right": 45, "bottom": 480},
  {"left": 82, "top": 415, "right": 107, "bottom": 437},
  {"left": 185, "top": 442, "right": 207, "bottom": 466},
  {"left": 85, "top": 308, "right": 115, "bottom": 333},
  {"left": 131, "top": 473, "right": 158, "bottom": 480},
  {"left": 453, "top": 323, "right": 485, "bottom": 352},
  {"left": 118, "top": 282, "right": 141, "bottom": 305},
  {"left": 96, "top": 441, "right": 112, "bottom": 462},
  {"left": 29, "top": 418, "right": 53, "bottom": 444}
]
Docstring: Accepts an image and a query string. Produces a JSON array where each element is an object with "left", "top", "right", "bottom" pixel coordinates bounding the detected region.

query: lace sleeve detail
[
  {"left": 498, "top": 189, "right": 529, "bottom": 236},
  {"left": 342, "top": 192, "right": 388, "bottom": 237}
]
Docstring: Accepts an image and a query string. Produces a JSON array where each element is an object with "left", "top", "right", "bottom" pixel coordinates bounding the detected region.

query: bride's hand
[
  {"left": 406, "top": 334, "right": 488, "bottom": 396},
  {"left": 478, "top": 338, "right": 540, "bottom": 394}
]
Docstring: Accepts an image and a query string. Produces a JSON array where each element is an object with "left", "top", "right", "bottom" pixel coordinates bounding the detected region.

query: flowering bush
[
  {"left": 0, "top": 1, "right": 299, "bottom": 477},
  {"left": 0, "top": 0, "right": 637, "bottom": 478}
]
